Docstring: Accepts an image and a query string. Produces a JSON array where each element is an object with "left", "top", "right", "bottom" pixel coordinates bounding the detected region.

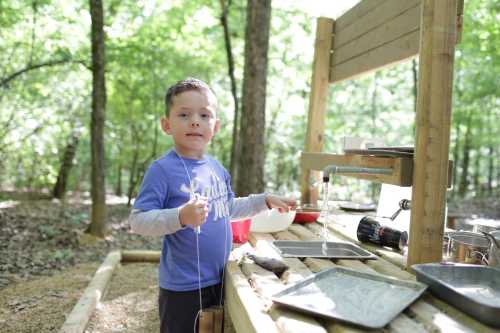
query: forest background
[
  {"left": 1, "top": 0, "right": 499, "bottom": 228},
  {"left": 0, "top": 1, "right": 500, "bottom": 331}
]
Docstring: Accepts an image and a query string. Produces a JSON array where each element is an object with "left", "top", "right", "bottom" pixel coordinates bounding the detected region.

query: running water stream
[{"left": 321, "top": 181, "right": 330, "bottom": 255}]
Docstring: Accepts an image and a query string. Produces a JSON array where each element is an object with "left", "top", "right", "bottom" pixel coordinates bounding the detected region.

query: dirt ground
[
  {"left": 0, "top": 191, "right": 498, "bottom": 332},
  {"left": 0, "top": 191, "right": 162, "bottom": 333},
  {"left": 85, "top": 263, "right": 160, "bottom": 332}
]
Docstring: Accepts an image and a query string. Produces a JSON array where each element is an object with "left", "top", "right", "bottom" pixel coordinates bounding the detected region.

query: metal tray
[
  {"left": 272, "top": 240, "right": 377, "bottom": 260},
  {"left": 338, "top": 202, "right": 377, "bottom": 212},
  {"left": 369, "top": 146, "right": 414, "bottom": 153},
  {"left": 272, "top": 266, "right": 427, "bottom": 329},
  {"left": 344, "top": 148, "right": 413, "bottom": 158},
  {"left": 412, "top": 263, "right": 500, "bottom": 327}
]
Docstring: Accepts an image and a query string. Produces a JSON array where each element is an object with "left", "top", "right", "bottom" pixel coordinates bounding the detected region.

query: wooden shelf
[{"left": 301, "top": 152, "right": 413, "bottom": 186}]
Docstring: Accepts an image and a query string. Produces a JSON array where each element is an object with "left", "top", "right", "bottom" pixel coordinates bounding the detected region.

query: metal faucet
[
  {"left": 322, "top": 164, "right": 393, "bottom": 183},
  {"left": 390, "top": 199, "right": 411, "bottom": 220}
]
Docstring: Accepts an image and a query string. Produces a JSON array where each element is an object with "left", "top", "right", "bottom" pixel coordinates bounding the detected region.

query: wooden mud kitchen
[{"left": 225, "top": 0, "right": 499, "bottom": 332}]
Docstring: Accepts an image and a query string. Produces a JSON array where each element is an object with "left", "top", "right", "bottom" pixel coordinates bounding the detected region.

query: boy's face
[{"left": 161, "top": 89, "right": 220, "bottom": 158}]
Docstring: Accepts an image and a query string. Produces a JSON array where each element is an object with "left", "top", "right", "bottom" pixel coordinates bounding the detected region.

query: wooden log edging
[
  {"left": 59, "top": 250, "right": 122, "bottom": 333},
  {"left": 121, "top": 249, "right": 161, "bottom": 262},
  {"left": 59, "top": 249, "right": 162, "bottom": 333}
]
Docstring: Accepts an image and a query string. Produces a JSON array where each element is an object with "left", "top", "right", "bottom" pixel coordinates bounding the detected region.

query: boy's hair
[{"left": 164, "top": 78, "right": 216, "bottom": 116}]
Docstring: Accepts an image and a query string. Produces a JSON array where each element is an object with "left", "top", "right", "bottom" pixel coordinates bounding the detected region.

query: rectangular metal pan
[
  {"left": 272, "top": 266, "right": 427, "bottom": 329},
  {"left": 412, "top": 263, "right": 500, "bottom": 327},
  {"left": 272, "top": 240, "right": 377, "bottom": 260}
]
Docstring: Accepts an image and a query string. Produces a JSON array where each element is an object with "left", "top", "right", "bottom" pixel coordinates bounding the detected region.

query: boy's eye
[
  {"left": 201, "top": 113, "right": 211, "bottom": 119},
  {"left": 178, "top": 113, "right": 188, "bottom": 118}
]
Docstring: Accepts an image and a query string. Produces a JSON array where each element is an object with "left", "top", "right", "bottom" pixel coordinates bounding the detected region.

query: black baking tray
[
  {"left": 272, "top": 266, "right": 427, "bottom": 329},
  {"left": 412, "top": 263, "right": 500, "bottom": 327},
  {"left": 272, "top": 240, "right": 377, "bottom": 260}
]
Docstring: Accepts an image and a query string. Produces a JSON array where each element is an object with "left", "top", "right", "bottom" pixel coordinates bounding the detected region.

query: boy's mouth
[{"left": 186, "top": 133, "right": 203, "bottom": 137}]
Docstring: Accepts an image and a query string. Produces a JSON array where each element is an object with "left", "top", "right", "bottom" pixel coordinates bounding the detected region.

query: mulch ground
[{"left": 0, "top": 191, "right": 162, "bottom": 333}]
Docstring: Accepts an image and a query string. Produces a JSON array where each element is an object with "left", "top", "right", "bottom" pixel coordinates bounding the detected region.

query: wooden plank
[
  {"left": 407, "top": 0, "right": 458, "bottom": 267},
  {"left": 301, "top": 152, "right": 413, "bottom": 187},
  {"left": 330, "top": 29, "right": 420, "bottom": 84},
  {"left": 388, "top": 316, "right": 428, "bottom": 333},
  {"left": 255, "top": 232, "right": 387, "bottom": 333},
  {"left": 407, "top": 299, "right": 478, "bottom": 333},
  {"left": 320, "top": 214, "right": 407, "bottom": 268},
  {"left": 306, "top": 219, "right": 488, "bottom": 332},
  {"left": 333, "top": 3, "right": 420, "bottom": 66},
  {"left": 301, "top": 17, "right": 335, "bottom": 205},
  {"left": 334, "top": 0, "right": 420, "bottom": 49},
  {"left": 288, "top": 224, "right": 429, "bottom": 333},
  {"left": 59, "top": 251, "right": 121, "bottom": 333},
  {"left": 249, "top": 233, "right": 313, "bottom": 285},
  {"left": 335, "top": 0, "right": 387, "bottom": 33},
  {"left": 277, "top": 225, "right": 485, "bottom": 332},
  {"left": 241, "top": 261, "right": 329, "bottom": 333},
  {"left": 225, "top": 261, "right": 280, "bottom": 333},
  {"left": 420, "top": 294, "right": 500, "bottom": 333}
]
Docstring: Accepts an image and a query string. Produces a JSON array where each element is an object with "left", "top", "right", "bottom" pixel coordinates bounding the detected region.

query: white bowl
[{"left": 250, "top": 209, "right": 296, "bottom": 233}]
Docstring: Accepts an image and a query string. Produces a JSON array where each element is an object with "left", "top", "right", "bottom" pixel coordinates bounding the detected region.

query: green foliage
[
  {"left": 50, "top": 248, "right": 74, "bottom": 261},
  {"left": 1, "top": 0, "right": 499, "bottom": 202}
]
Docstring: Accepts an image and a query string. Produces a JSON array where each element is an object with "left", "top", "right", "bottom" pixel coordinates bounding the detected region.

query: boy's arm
[
  {"left": 229, "top": 194, "right": 297, "bottom": 221},
  {"left": 229, "top": 193, "right": 269, "bottom": 220},
  {"left": 129, "top": 208, "right": 184, "bottom": 236}
]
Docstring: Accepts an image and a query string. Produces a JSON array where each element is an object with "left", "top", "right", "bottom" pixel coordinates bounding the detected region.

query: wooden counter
[{"left": 224, "top": 211, "right": 496, "bottom": 333}]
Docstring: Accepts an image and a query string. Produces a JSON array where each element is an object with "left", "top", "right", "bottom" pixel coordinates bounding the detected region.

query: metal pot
[
  {"left": 445, "top": 231, "right": 489, "bottom": 265},
  {"left": 483, "top": 230, "right": 500, "bottom": 267},
  {"left": 467, "top": 219, "right": 500, "bottom": 234}
]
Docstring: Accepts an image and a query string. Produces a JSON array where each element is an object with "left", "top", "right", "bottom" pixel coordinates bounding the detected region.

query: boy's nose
[{"left": 191, "top": 115, "right": 201, "bottom": 127}]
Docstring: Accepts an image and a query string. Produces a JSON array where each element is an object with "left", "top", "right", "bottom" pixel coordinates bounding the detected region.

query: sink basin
[{"left": 412, "top": 263, "right": 500, "bottom": 327}]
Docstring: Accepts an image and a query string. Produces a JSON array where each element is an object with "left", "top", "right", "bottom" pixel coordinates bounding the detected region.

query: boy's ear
[
  {"left": 160, "top": 117, "right": 171, "bottom": 135},
  {"left": 213, "top": 119, "right": 221, "bottom": 134}
]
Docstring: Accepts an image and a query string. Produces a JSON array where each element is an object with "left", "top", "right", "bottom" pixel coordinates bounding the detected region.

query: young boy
[{"left": 129, "top": 78, "right": 296, "bottom": 333}]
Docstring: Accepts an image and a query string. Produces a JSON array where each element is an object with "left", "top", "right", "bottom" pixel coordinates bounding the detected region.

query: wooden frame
[{"left": 300, "top": 0, "right": 463, "bottom": 268}]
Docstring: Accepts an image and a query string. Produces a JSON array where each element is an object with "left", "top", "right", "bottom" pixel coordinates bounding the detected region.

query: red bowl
[{"left": 293, "top": 211, "right": 320, "bottom": 223}]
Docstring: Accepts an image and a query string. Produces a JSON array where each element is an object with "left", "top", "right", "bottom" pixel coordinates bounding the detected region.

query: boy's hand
[
  {"left": 179, "top": 195, "right": 208, "bottom": 228},
  {"left": 265, "top": 194, "right": 297, "bottom": 213}
]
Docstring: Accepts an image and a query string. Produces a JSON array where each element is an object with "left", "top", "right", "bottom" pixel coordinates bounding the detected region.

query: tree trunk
[
  {"left": 219, "top": 0, "right": 240, "bottom": 181},
  {"left": 451, "top": 116, "right": 461, "bottom": 196},
  {"left": 473, "top": 148, "right": 481, "bottom": 196},
  {"left": 235, "top": 0, "right": 271, "bottom": 196},
  {"left": 472, "top": 123, "right": 482, "bottom": 196},
  {"left": 52, "top": 131, "right": 81, "bottom": 199},
  {"left": 73, "top": 164, "right": 89, "bottom": 193},
  {"left": 458, "top": 112, "right": 472, "bottom": 197},
  {"left": 126, "top": 124, "right": 157, "bottom": 206},
  {"left": 127, "top": 148, "right": 139, "bottom": 207},
  {"left": 88, "top": 0, "right": 107, "bottom": 237},
  {"left": 115, "top": 162, "right": 122, "bottom": 196},
  {"left": 486, "top": 108, "right": 494, "bottom": 195}
]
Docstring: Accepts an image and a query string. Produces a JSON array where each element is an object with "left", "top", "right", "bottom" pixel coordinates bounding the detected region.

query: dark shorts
[{"left": 158, "top": 283, "right": 223, "bottom": 333}]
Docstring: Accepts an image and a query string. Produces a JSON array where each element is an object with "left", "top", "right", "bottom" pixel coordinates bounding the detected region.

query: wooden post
[
  {"left": 407, "top": 0, "right": 457, "bottom": 268},
  {"left": 300, "top": 17, "right": 334, "bottom": 205}
]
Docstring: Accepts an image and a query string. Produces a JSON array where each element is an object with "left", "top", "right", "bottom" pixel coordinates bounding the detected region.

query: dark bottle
[{"left": 356, "top": 216, "right": 408, "bottom": 250}]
